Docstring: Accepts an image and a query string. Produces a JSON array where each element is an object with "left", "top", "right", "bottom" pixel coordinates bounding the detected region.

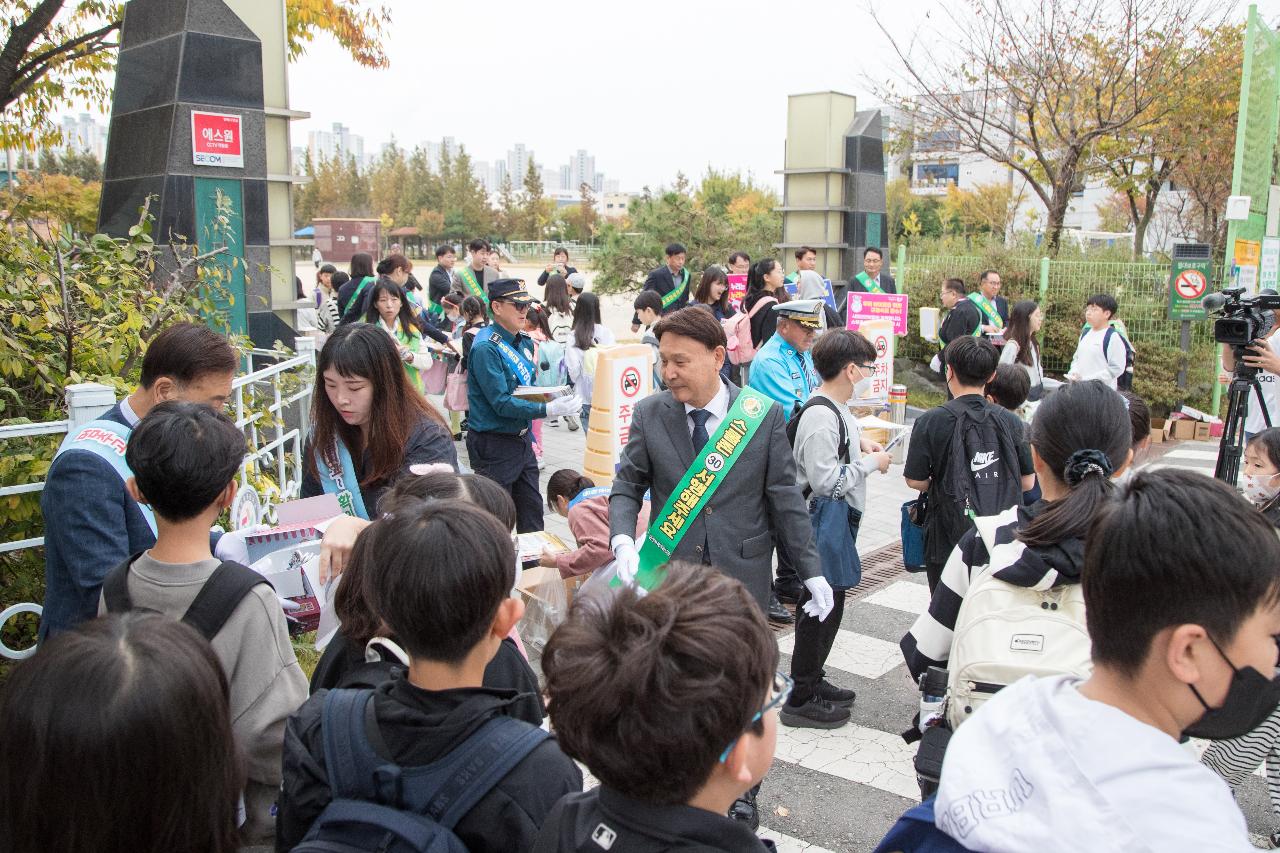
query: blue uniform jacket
[
  {"left": 747, "top": 334, "right": 817, "bottom": 418},
  {"left": 466, "top": 324, "right": 548, "bottom": 434},
  {"left": 39, "top": 403, "right": 155, "bottom": 639}
]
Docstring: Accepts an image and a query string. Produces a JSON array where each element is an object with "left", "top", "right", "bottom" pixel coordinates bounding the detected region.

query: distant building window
[
  {"left": 916, "top": 130, "right": 961, "bottom": 152},
  {"left": 916, "top": 163, "right": 959, "bottom": 184}
]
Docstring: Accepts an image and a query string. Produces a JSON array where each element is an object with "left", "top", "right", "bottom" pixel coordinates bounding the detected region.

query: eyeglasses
[
  {"left": 859, "top": 363, "right": 877, "bottom": 372},
  {"left": 718, "top": 671, "right": 793, "bottom": 762}
]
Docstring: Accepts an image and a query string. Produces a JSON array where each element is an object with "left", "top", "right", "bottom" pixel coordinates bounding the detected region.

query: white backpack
[{"left": 944, "top": 509, "right": 1092, "bottom": 730}]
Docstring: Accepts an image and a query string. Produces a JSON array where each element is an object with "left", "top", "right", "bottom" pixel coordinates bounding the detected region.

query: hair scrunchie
[{"left": 1063, "top": 448, "right": 1113, "bottom": 487}]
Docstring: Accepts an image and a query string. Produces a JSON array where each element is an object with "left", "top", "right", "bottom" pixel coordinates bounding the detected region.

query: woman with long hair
[
  {"left": 0, "top": 613, "right": 244, "bottom": 853},
  {"left": 1000, "top": 299, "right": 1047, "bottom": 400},
  {"left": 362, "top": 278, "right": 434, "bottom": 394},
  {"left": 542, "top": 274, "right": 574, "bottom": 344},
  {"left": 902, "top": 380, "right": 1134, "bottom": 681},
  {"left": 693, "top": 265, "right": 736, "bottom": 321},
  {"left": 301, "top": 324, "right": 457, "bottom": 519},
  {"left": 742, "top": 258, "right": 789, "bottom": 350},
  {"left": 564, "top": 292, "right": 616, "bottom": 429}
]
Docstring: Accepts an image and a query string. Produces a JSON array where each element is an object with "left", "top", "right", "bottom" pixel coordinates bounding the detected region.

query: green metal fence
[{"left": 895, "top": 249, "right": 1220, "bottom": 412}]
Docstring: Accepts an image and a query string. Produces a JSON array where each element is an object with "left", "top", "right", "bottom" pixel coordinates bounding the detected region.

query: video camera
[{"left": 1203, "top": 288, "right": 1280, "bottom": 348}]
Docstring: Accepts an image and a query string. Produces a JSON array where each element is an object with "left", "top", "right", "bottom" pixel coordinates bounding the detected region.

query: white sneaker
[
  {"left": 547, "top": 417, "right": 561, "bottom": 428},
  {"left": 537, "top": 455, "right": 546, "bottom": 470},
  {"left": 566, "top": 415, "right": 581, "bottom": 431}
]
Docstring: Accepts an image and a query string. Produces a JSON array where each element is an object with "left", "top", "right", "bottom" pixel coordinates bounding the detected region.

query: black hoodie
[{"left": 276, "top": 675, "right": 582, "bottom": 852}]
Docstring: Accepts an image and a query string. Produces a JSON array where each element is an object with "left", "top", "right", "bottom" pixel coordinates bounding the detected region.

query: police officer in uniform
[{"left": 467, "top": 279, "right": 582, "bottom": 532}]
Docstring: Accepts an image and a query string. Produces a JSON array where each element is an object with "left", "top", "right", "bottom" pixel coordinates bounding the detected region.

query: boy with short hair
[
  {"left": 931, "top": 469, "right": 1280, "bottom": 850},
  {"left": 1067, "top": 293, "right": 1127, "bottom": 389},
  {"left": 985, "top": 362, "right": 1031, "bottom": 412},
  {"left": 277, "top": 500, "right": 582, "bottom": 851},
  {"left": 634, "top": 289, "right": 665, "bottom": 390},
  {"left": 535, "top": 562, "right": 781, "bottom": 852},
  {"left": 102, "top": 401, "right": 307, "bottom": 842}
]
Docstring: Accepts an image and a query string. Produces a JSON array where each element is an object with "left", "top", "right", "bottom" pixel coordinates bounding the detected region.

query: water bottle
[{"left": 919, "top": 666, "right": 948, "bottom": 732}]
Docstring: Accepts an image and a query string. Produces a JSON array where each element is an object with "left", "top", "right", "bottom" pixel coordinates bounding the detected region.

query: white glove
[
  {"left": 213, "top": 524, "right": 270, "bottom": 564},
  {"left": 546, "top": 394, "right": 584, "bottom": 418},
  {"left": 612, "top": 535, "right": 640, "bottom": 586},
  {"left": 801, "top": 576, "right": 835, "bottom": 622}
]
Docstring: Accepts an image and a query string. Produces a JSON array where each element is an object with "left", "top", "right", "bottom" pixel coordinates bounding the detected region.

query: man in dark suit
[
  {"left": 39, "top": 322, "right": 238, "bottom": 639},
  {"left": 427, "top": 243, "right": 457, "bottom": 307},
  {"left": 972, "top": 268, "right": 1009, "bottom": 336},
  {"left": 850, "top": 245, "right": 896, "bottom": 294},
  {"left": 607, "top": 306, "right": 831, "bottom": 829},
  {"left": 630, "top": 242, "right": 690, "bottom": 331}
]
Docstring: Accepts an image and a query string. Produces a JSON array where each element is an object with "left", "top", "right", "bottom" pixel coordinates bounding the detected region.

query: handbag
[
  {"left": 901, "top": 493, "right": 928, "bottom": 572},
  {"left": 808, "top": 469, "right": 862, "bottom": 591},
  {"left": 444, "top": 358, "right": 468, "bottom": 412},
  {"left": 421, "top": 353, "right": 448, "bottom": 395}
]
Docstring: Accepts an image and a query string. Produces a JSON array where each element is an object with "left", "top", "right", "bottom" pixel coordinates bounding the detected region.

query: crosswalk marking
[
  {"left": 777, "top": 628, "right": 902, "bottom": 680},
  {"left": 863, "top": 580, "right": 933, "bottom": 615},
  {"left": 758, "top": 827, "right": 838, "bottom": 852},
  {"left": 1162, "top": 447, "right": 1220, "bottom": 461},
  {"left": 773, "top": 722, "right": 919, "bottom": 800}
]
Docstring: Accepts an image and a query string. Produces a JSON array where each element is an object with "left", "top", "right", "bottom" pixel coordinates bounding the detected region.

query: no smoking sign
[{"left": 1174, "top": 269, "right": 1207, "bottom": 300}]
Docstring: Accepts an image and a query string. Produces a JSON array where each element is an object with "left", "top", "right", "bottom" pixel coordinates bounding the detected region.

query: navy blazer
[{"left": 39, "top": 403, "right": 156, "bottom": 639}]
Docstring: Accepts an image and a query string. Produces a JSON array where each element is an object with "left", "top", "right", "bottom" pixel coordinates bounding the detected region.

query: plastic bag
[
  {"left": 519, "top": 570, "right": 568, "bottom": 653},
  {"left": 577, "top": 560, "right": 620, "bottom": 603}
]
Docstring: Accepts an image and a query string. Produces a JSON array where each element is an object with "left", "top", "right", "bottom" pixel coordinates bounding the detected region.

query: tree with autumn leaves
[{"left": 0, "top": 0, "right": 390, "bottom": 150}]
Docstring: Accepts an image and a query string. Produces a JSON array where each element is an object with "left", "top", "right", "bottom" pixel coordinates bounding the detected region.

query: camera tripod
[{"left": 1215, "top": 359, "right": 1271, "bottom": 484}]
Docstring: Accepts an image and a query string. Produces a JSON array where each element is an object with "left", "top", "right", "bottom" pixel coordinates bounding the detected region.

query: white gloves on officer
[
  {"left": 546, "top": 394, "right": 584, "bottom": 419},
  {"left": 802, "top": 576, "right": 835, "bottom": 622},
  {"left": 611, "top": 535, "right": 640, "bottom": 586}
]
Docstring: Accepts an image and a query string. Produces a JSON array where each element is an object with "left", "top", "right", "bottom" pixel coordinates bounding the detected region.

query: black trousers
[
  {"left": 466, "top": 430, "right": 544, "bottom": 533},
  {"left": 789, "top": 585, "right": 848, "bottom": 705},
  {"left": 925, "top": 561, "right": 946, "bottom": 595},
  {"left": 773, "top": 538, "right": 801, "bottom": 595}
]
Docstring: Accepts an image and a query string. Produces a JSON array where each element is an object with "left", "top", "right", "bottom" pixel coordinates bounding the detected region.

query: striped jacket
[{"left": 900, "top": 502, "right": 1086, "bottom": 682}]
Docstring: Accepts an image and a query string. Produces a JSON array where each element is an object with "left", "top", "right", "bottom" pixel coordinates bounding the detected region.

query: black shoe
[
  {"left": 780, "top": 696, "right": 851, "bottom": 729},
  {"left": 767, "top": 593, "right": 793, "bottom": 624},
  {"left": 774, "top": 583, "right": 803, "bottom": 605},
  {"left": 816, "top": 680, "right": 856, "bottom": 708},
  {"left": 452, "top": 432, "right": 463, "bottom": 442},
  {"left": 728, "top": 788, "right": 759, "bottom": 831}
]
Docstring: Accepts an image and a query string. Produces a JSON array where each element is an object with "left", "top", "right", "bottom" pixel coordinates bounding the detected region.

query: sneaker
[
  {"left": 816, "top": 680, "right": 856, "bottom": 708},
  {"left": 779, "top": 696, "right": 851, "bottom": 729},
  {"left": 767, "top": 593, "right": 794, "bottom": 624},
  {"left": 537, "top": 455, "right": 546, "bottom": 470},
  {"left": 774, "top": 584, "right": 803, "bottom": 605},
  {"left": 565, "top": 414, "right": 581, "bottom": 431}
]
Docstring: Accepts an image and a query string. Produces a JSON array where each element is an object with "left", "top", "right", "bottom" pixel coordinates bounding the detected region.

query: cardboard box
[
  {"left": 1149, "top": 418, "right": 1166, "bottom": 443},
  {"left": 1177, "top": 404, "right": 1223, "bottom": 426},
  {"left": 1194, "top": 422, "right": 1212, "bottom": 442},
  {"left": 1170, "top": 419, "right": 1198, "bottom": 440}
]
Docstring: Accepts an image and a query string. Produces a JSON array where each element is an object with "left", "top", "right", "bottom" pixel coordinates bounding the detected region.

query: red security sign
[
  {"left": 1173, "top": 269, "right": 1207, "bottom": 300},
  {"left": 620, "top": 366, "right": 642, "bottom": 398},
  {"left": 191, "top": 111, "right": 244, "bottom": 168}
]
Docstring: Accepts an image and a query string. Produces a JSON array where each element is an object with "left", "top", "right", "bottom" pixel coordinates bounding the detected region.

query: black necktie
[{"left": 689, "top": 409, "right": 712, "bottom": 454}]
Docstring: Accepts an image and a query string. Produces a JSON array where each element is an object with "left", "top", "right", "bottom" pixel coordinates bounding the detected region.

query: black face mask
[{"left": 1183, "top": 637, "right": 1280, "bottom": 741}]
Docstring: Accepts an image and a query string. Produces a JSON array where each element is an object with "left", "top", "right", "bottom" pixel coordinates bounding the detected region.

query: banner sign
[
  {"left": 846, "top": 292, "right": 909, "bottom": 336},
  {"left": 191, "top": 111, "right": 244, "bottom": 168},
  {"left": 727, "top": 273, "right": 747, "bottom": 311}
]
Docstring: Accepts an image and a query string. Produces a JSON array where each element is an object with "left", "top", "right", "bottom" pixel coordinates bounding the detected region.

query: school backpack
[
  {"left": 724, "top": 296, "right": 776, "bottom": 365},
  {"left": 295, "top": 688, "right": 549, "bottom": 853},
  {"left": 101, "top": 552, "right": 271, "bottom": 641},
  {"left": 934, "top": 399, "right": 1023, "bottom": 545},
  {"left": 535, "top": 339, "right": 566, "bottom": 387},
  {"left": 1079, "top": 323, "right": 1135, "bottom": 390},
  {"left": 943, "top": 508, "right": 1091, "bottom": 730}
]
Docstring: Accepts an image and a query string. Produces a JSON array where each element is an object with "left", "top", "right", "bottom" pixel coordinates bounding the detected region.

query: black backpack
[
  {"left": 1080, "top": 325, "right": 1135, "bottom": 391},
  {"left": 932, "top": 400, "right": 1022, "bottom": 553},
  {"left": 102, "top": 553, "right": 271, "bottom": 640},
  {"left": 295, "top": 688, "right": 549, "bottom": 853}
]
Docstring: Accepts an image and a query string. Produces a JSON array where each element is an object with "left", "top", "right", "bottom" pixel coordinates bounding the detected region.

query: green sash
[
  {"left": 616, "top": 387, "right": 776, "bottom": 591},
  {"left": 459, "top": 266, "right": 489, "bottom": 305},
  {"left": 855, "top": 271, "right": 885, "bottom": 295},
  {"left": 660, "top": 268, "right": 690, "bottom": 310},
  {"left": 967, "top": 293, "right": 1004, "bottom": 329}
]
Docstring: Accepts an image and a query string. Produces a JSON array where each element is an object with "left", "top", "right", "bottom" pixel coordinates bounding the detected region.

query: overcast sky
[{"left": 282, "top": 0, "right": 1279, "bottom": 193}]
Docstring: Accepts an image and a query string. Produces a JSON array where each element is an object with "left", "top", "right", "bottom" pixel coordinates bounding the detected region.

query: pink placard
[
  {"left": 846, "top": 292, "right": 909, "bottom": 336},
  {"left": 726, "top": 274, "right": 747, "bottom": 311}
]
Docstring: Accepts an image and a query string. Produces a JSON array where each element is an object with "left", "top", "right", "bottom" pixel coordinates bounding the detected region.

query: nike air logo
[{"left": 970, "top": 451, "right": 998, "bottom": 472}]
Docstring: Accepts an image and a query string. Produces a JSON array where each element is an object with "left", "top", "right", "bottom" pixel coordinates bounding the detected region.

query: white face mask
[
  {"left": 1243, "top": 472, "right": 1280, "bottom": 504},
  {"left": 854, "top": 372, "right": 873, "bottom": 399}
]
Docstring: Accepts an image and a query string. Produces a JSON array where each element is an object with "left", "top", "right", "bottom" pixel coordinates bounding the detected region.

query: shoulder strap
[
  {"left": 747, "top": 295, "right": 777, "bottom": 319},
  {"left": 1101, "top": 326, "right": 1114, "bottom": 358},
  {"left": 805, "top": 396, "right": 849, "bottom": 461},
  {"left": 424, "top": 716, "right": 550, "bottom": 828},
  {"left": 181, "top": 561, "right": 272, "bottom": 641},
  {"left": 321, "top": 688, "right": 392, "bottom": 802},
  {"left": 101, "top": 550, "right": 147, "bottom": 613}
]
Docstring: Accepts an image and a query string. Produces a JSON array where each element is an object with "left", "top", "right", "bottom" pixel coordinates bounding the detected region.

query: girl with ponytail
[
  {"left": 902, "top": 380, "right": 1133, "bottom": 680},
  {"left": 542, "top": 469, "right": 649, "bottom": 580}
]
